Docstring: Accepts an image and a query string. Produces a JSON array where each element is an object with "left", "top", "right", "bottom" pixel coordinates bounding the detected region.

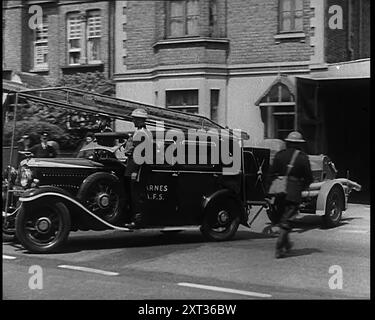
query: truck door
[{"left": 139, "top": 140, "right": 178, "bottom": 226}]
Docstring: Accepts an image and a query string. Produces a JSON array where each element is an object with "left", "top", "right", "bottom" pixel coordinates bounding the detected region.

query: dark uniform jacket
[
  {"left": 29, "top": 143, "right": 57, "bottom": 158},
  {"left": 269, "top": 147, "right": 313, "bottom": 203},
  {"left": 124, "top": 127, "right": 152, "bottom": 177}
]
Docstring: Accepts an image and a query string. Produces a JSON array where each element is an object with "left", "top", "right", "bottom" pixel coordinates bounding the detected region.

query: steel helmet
[
  {"left": 284, "top": 131, "right": 305, "bottom": 143},
  {"left": 131, "top": 108, "right": 148, "bottom": 119}
]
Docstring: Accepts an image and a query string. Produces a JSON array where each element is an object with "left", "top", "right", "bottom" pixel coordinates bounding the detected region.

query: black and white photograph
[{"left": 2, "top": 0, "right": 370, "bottom": 305}]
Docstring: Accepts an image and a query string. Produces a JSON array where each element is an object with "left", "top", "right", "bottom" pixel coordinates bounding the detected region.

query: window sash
[
  {"left": 279, "top": 0, "right": 304, "bottom": 32},
  {"left": 168, "top": 0, "right": 199, "bottom": 37},
  {"left": 87, "top": 14, "right": 101, "bottom": 38},
  {"left": 67, "top": 11, "right": 102, "bottom": 65},
  {"left": 87, "top": 12, "right": 102, "bottom": 63},
  {"left": 68, "top": 15, "right": 82, "bottom": 40},
  {"left": 166, "top": 90, "right": 199, "bottom": 107},
  {"left": 34, "top": 43, "right": 48, "bottom": 68},
  {"left": 262, "top": 105, "right": 296, "bottom": 139},
  {"left": 34, "top": 17, "right": 49, "bottom": 69},
  {"left": 67, "top": 14, "right": 82, "bottom": 65},
  {"left": 87, "top": 37, "right": 101, "bottom": 63},
  {"left": 274, "top": 114, "right": 295, "bottom": 140}
]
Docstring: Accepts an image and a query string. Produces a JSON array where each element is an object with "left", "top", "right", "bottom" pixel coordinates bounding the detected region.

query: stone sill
[
  {"left": 61, "top": 63, "right": 104, "bottom": 70},
  {"left": 153, "top": 37, "right": 230, "bottom": 48},
  {"left": 29, "top": 68, "right": 49, "bottom": 73},
  {"left": 274, "top": 32, "right": 306, "bottom": 43}
]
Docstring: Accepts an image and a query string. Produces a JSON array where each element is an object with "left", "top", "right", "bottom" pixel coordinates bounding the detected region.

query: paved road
[{"left": 3, "top": 203, "right": 370, "bottom": 300}]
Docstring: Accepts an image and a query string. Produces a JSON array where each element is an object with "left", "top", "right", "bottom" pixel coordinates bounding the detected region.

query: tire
[
  {"left": 15, "top": 200, "right": 71, "bottom": 253},
  {"left": 3, "top": 214, "right": 17, "bottom": 242},
  {"left": 77, "top": 172, "right": 126, "bottom": 225},
  {"left": 200, "top": 197, "right": 240, "bottom": 241},
  {"left": 323, "top": 186, "right": 344, "bottom": 228},
  {"left": 3, "top": 228, "right": 17, "bottom": 242}
]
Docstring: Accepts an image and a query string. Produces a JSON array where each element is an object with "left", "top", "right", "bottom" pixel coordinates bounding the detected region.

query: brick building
[
  {"left": 114, "top": 0, "right": 370, "bottom": 201},
  {"left": 2, "top": 0, "right": 115, "bottom": 85},
  {"left": 114, "top": 0, "right": 369, "bottom": 140}
]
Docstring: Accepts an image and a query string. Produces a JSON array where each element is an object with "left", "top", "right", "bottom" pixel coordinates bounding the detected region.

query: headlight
[{"left": 20, "top": 168, "right": 33, "bottom": 188}]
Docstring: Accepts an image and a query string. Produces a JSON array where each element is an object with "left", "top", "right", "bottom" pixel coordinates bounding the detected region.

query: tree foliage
[{"left": 4, "top": 71, "right": 115, "bottom": 150}]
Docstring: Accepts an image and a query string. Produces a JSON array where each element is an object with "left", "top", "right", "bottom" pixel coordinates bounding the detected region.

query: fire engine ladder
[{"left": 3, "top": 80, "right": 235, "bottom": 134}]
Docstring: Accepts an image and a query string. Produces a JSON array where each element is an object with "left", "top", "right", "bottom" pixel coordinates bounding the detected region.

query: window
[
  {"left": 210, "top": 89, "right": 219, "bottom": 123},
  {"left": 209, "top": 0, "right": 218, "bottom": 37},
  {"left": 166, "top": 90, "right": 199, "bottom": 114},
  {"left": 34, "top": 16, "right": 49, "bottom": 70},
  {"left": 67, "top": 10, "right": 102, "bottom": 65},
  {"left": 258, "top": 81, "right": 296, "bottom": 140},
  {"left": 67, "top": 13, "right": 82, "bottom": 65},
  {"left": 168, "top": 0, "right": 199, "bottom": 37},
  {"left": 279, "top": 0, "right": 304, "bottom": 33},
  {"left": 87, "top": 11, "right": 102, "bottom": 63}
]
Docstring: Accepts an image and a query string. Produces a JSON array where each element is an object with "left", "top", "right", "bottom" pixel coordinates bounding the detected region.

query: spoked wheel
[
  {"left": 15, "top": 200, "right": 71, "bottom": 253},
  {"left": 201, "top": 198, "right": 240, "bottom": 241},
  {"left": 77, "top": 173, "right": 126, "bottom": 225},
  {"left": 323, "top": 186, "right": 344, "bottom": 228}
]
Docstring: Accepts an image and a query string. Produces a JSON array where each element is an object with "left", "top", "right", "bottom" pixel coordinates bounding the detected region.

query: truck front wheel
[{"left": 15, "top": 200, "right": 71, "bottom": 253}]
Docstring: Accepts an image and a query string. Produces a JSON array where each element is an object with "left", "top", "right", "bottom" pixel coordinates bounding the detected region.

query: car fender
[
  {"left": 202, "top": 189, "right": 246, "bottom": 223},
  {"left": 315, "top": 180, "right": 346, "bottom": 216},
  {"left": 20, "top": 185, "right": 73, "bottom": 200},
  {"left": 19, "top": 186, "right": 132, "bottom": 232}
]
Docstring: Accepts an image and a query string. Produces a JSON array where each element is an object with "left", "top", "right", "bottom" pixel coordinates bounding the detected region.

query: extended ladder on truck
[{"left": 3, "top": 79, "right": 247, "bottom": 139}]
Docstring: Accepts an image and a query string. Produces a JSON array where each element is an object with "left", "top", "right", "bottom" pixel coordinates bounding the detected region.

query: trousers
[{"left": 275, "top": 196, "right": 299, "bottom": 251}]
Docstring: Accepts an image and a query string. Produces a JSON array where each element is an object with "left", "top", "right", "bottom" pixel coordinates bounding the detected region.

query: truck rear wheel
[
  {"left": 15, "top": 200, "right": 71, "bottom": 253},
  {"left": 323, "top": 186, "right": 344, "bottom": 228},
  {"left": 201, "top": 198, "right": 240, "bottom": 241}
]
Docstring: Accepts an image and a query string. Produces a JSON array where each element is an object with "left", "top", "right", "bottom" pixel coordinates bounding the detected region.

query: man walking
[{"left": 269, "top": 131, "right": 313, "bottom": 259}]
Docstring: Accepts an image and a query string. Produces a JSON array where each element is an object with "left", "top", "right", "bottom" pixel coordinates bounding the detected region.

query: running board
[{"left": 19, "top": 192, "right": 201, "bottom": 233}]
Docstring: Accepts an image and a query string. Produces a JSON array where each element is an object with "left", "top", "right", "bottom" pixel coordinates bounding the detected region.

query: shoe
[
  {"left": 124, "top": 214, "right": 143, "bottom": 229},
  {"left": 124, "top": 222, "right": 139, "bottom": 229},
  {"left": 275, "top": 249, "right": 285, "bottom": 259}
]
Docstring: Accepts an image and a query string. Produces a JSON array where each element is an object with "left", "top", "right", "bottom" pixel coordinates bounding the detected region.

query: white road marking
[
  {"left": 338, "top": 229, "right": 368, "bottom": 234},
  {"left": 3, "top": 255, "right": 17, "bottom": 260},
  {"left": 58, "top": 265, "right": 119, "bottom": 276},
  {"left": 178, "top": 282, "right": 272, "bottom": 298}
]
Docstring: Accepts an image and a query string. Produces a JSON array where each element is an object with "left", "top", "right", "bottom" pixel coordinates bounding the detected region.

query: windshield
[{"left": 77, "top": 141, "right": 126, "bottom": 161}]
